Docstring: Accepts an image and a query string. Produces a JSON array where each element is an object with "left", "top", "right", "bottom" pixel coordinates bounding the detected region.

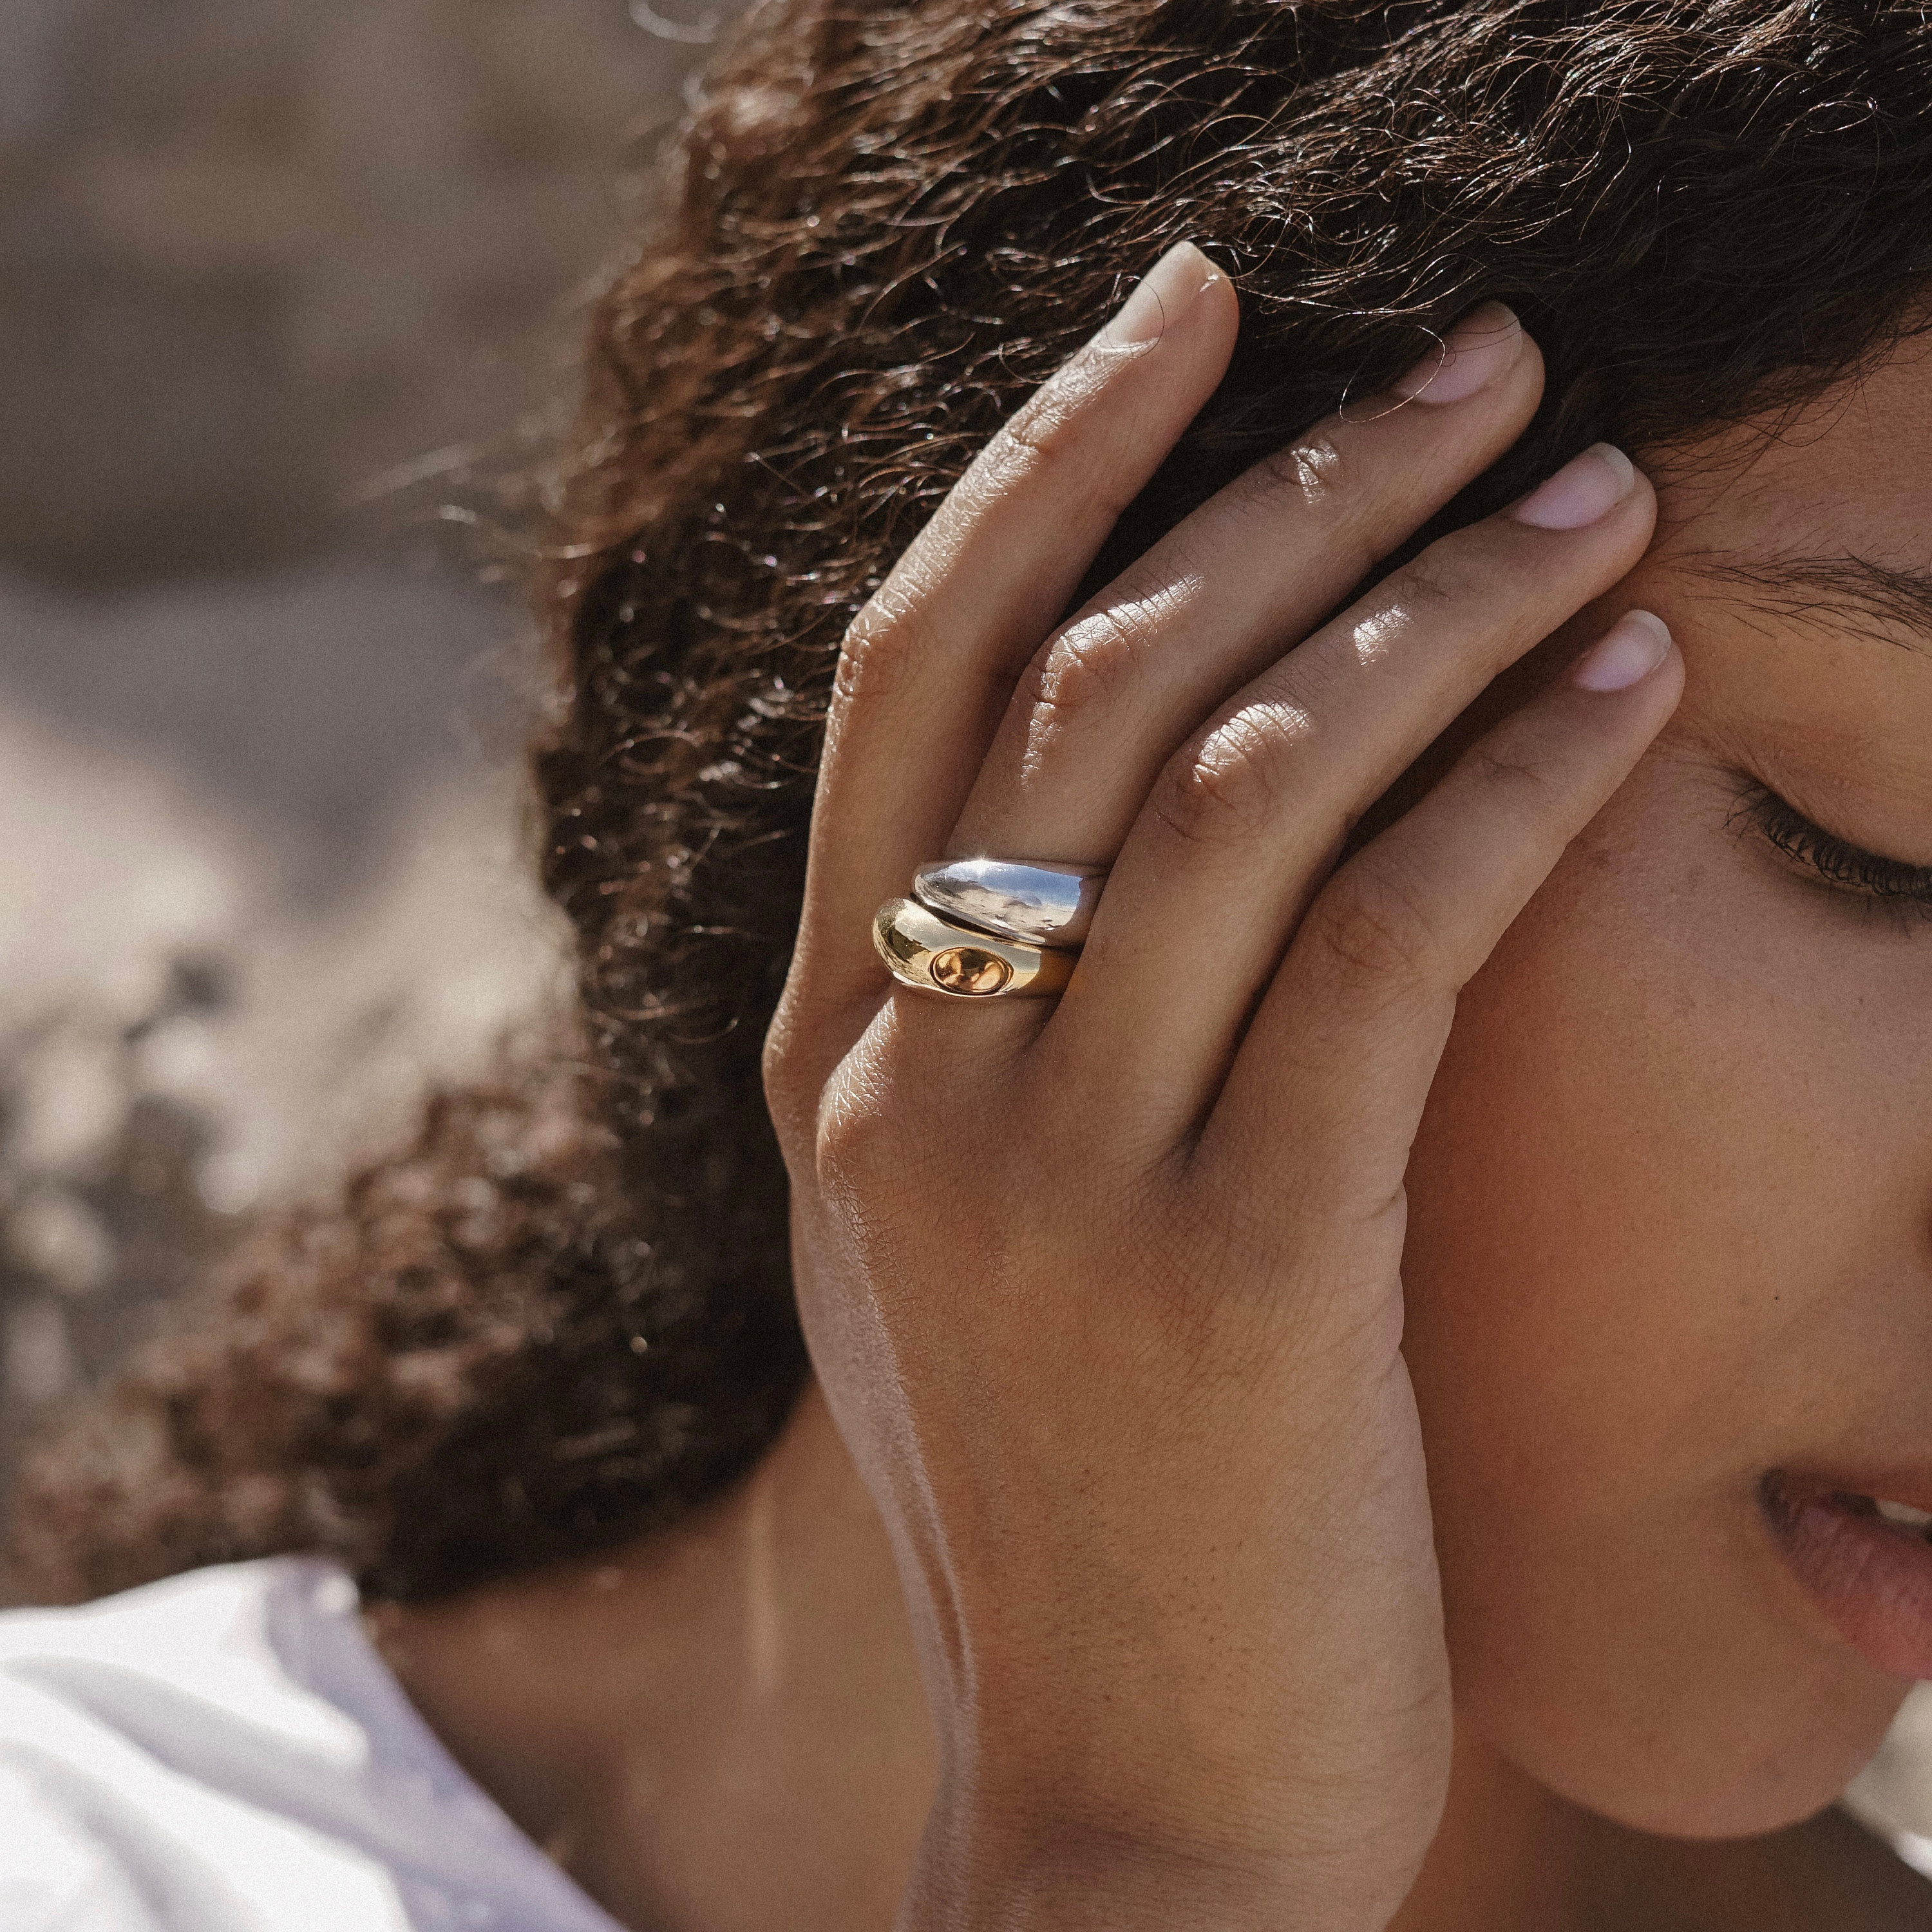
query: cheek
[{"left": 1400, "top": 761, "right": 1920, "bottom": 1833}]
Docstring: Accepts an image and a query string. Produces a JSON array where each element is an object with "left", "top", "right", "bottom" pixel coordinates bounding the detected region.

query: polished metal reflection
[
  {"left": 872, "top": 897, "right": 1075, "bottom": 998},
  {"left": 911, "top": 858, "right": 1106, "bottom": 949}
]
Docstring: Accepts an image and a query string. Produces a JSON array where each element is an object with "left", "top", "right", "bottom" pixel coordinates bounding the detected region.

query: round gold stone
[{"left": 928, "top": 945, "right": 1013, "bottom": 995}]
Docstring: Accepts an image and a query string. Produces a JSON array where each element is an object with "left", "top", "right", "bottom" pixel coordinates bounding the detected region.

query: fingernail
[
  {"left": 1569, "top": 609, "right": 1672, "bottom": 692},
  {"left": 1511, "top": 443, "right": 1636, "bottom": 529},
  {"left": 1390, "top": 302, "right": 1522, "bottom": 405},
  {"left": 1106, "top": 242, "right": 1218, "bottom": 346}
]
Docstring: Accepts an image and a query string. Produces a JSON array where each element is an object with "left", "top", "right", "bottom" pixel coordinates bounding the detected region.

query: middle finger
[{"left": 945, "top": 301, "right": 1539, "bottom": 865}]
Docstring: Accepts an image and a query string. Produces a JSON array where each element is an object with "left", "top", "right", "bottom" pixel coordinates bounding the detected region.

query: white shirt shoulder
[{"left": 0, "top": 1557, "right": 625, "bottom": 1932}]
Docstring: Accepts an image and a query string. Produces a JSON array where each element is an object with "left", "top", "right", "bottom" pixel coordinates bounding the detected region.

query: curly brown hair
[{"left": 15, "top": 0, "right": 1932, "bottom": 1602}]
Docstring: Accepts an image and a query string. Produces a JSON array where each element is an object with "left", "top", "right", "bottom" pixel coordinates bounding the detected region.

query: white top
[
  {"left": 9, "top": 1555, "right": 1932, "bottom": 1926},
  {"left": 0, "top": 1557, "right": 625, "bottom": 1932}
]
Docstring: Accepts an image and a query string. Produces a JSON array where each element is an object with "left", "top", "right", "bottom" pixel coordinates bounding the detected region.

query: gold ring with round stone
[{"left": 872, "top": 897, "right": 1077, "bottom": 999}]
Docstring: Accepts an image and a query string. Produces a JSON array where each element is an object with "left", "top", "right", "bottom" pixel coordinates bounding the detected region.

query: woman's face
[{"left": 1407, "top": 328, "right": 1932, "bottom": 1833}]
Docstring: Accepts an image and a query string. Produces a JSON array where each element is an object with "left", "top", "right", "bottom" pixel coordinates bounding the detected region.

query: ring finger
[{"left": 1040, "top": 442, "right": 1658, "bottom": 1144}]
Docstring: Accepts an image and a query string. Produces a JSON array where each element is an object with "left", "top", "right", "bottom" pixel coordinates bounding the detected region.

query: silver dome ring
[{"left": 911, "top": 858, "right": 1108, "bottom": 951}]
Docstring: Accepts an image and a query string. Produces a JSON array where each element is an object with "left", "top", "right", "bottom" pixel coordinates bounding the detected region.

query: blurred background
[{"left": 0, "top": 0, "right": 722, "bottom": 1514}]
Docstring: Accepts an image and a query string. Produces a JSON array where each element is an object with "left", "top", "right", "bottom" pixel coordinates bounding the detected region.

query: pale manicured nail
[
  {"left": 1107, "top": 242, "right": 1218, "bottom": 346},
  {"left": 1390, "top": 302, "right": 1522, "bottom": 404},
  {"left": 1570, "top": 609, "right": 1672, "bottom": 692},
  {"left": 1512, "top": 443, "right": 1636, "bottom": 529}
]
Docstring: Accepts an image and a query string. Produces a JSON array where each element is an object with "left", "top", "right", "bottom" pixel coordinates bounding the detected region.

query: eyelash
[{"left": 1738, "top": 781, "right": 1932, "bottom": 917}]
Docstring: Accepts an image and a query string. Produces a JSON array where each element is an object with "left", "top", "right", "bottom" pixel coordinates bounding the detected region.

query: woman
[{"left": 8, "top": 0, "right": 1932, "bottom": 1925}]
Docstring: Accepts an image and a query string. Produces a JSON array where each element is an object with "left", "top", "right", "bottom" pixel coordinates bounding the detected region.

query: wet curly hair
[{"left": 14, "top": 0, "right": 1932, "bottom": 1602}]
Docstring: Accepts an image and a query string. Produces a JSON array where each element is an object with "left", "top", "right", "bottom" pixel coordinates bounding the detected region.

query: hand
[{"left": 763, "top": 242, "right": 1678, "bottom": 1930}]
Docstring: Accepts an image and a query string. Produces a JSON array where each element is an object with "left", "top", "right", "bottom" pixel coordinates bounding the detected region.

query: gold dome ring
[{"left": 871, "top": 897, "right": 1077, "bottom": 999}]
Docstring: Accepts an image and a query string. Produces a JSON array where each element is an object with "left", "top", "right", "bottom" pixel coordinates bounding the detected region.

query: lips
[{"left": 1764, "top": 1473, "right": 1932, "bottom": 1681}]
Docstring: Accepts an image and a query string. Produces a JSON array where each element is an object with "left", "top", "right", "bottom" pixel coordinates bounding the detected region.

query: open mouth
[
  {"left": 1763, "top": 1474, "right": 1932, "bottom": 1680},
  {"left": 1847, "top": 1494, "right": 1932, "bottom": 1541}
]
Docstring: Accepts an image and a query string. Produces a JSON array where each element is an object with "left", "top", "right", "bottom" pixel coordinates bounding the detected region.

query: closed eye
[{"left": 1734, "top": 779, "right": 1932, "bottom": 920}]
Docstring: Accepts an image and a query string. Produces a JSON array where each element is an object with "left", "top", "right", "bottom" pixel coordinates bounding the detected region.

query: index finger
[{"left": 791, "top": 242, "right": 1239, "bottom": 1019}]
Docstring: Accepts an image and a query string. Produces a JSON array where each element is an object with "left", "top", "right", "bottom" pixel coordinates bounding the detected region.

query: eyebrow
[{"left": 1680, "top": 549, "right": 1932, "bottom": 656}]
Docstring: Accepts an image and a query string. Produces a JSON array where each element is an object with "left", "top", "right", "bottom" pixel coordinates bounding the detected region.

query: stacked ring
[
  {"left": 873, "top": 898, "right": 1075, "bottom": 998},
  {"left": 911, "top": 858, "right": 1106, "bottom": 949},
  {"left": 873, "top": 858, "right": 1107, "bottom": 999}
]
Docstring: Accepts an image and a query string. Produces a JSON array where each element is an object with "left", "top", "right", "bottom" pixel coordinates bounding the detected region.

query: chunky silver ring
[
  {"left": 873, "top": 898, "right": 1076, "bottom": 998},
  {"left": 911, "top": 858, "right": 1108, "bottom": 949}
]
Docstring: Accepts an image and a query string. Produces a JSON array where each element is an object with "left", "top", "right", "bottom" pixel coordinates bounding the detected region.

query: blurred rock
[
  {"left": 0, "top": 0, "right": 713, "bottom": 1505},
  {"left": 0, "top": 699, "right": 569, "bottom": 1508},
  {"left": 0, "top": 0, "right": 716, "bottom": 583},
  {"left": 0, "top": 563, "right": 528, "bottom": 881}
]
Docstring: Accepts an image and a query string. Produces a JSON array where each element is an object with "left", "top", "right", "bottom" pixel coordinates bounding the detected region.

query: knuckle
[
  {"left": 762, "top": 989, "right": 838, "bottom": 1154},
  {"left": 760, "top": 1005, "right": 796, "bottom": 1110},
  {"left": 804, "top": 1006, "right": 999, "bottom": 1203},
  {"left": 810, "top": 1077, "right": 871, "bottom": 1188},
  {"left": 972, "top": 423, "right": 1048, "bottom": 502},
  {"left": 1016, "top": 596, "right": 1165, "bottom": 732},
  {"left": 1230, "top": 430, "right": 1383, "bottom": 582},
  {"left": 988, "top": 345, "right": 1139, "bottom": 510},
  {"left": 1383, "top": 539, "right": 1488, "bottom": 619},
  {"left": 999, "top": 382, "right": 1084, "bottom": 466},
  {"left": 1383, "top": 513, "right": 1551, "bottom": 627},
  {"left": 1246, "top": 427, "right": 1349, "bottom": 515},
  {"left": 1463, "top": 740, "right": 1559, "bottom": 808},
  {"left": 835, "top": 590, "right": 934, "bottom": 710},
  {"left": 809, "top": 1046, "right": 903, "bottom": 1198},
  {"left": 1151, "top": 701, "right": 1311, "bottom": 849},
  {"left": 1307, "top": 863, "right": 1442, "bottom": 994}
]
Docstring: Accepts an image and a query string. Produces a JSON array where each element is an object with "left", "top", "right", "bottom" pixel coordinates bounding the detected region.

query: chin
[{"left": 1457, "top": 1616, "right": 1913, "bottom": 1841}]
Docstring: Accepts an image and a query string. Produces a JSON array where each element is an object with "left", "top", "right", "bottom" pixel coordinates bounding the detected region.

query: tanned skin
[{"left": 379, "top": 280, "right": 1932, "bottom": 1929}]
